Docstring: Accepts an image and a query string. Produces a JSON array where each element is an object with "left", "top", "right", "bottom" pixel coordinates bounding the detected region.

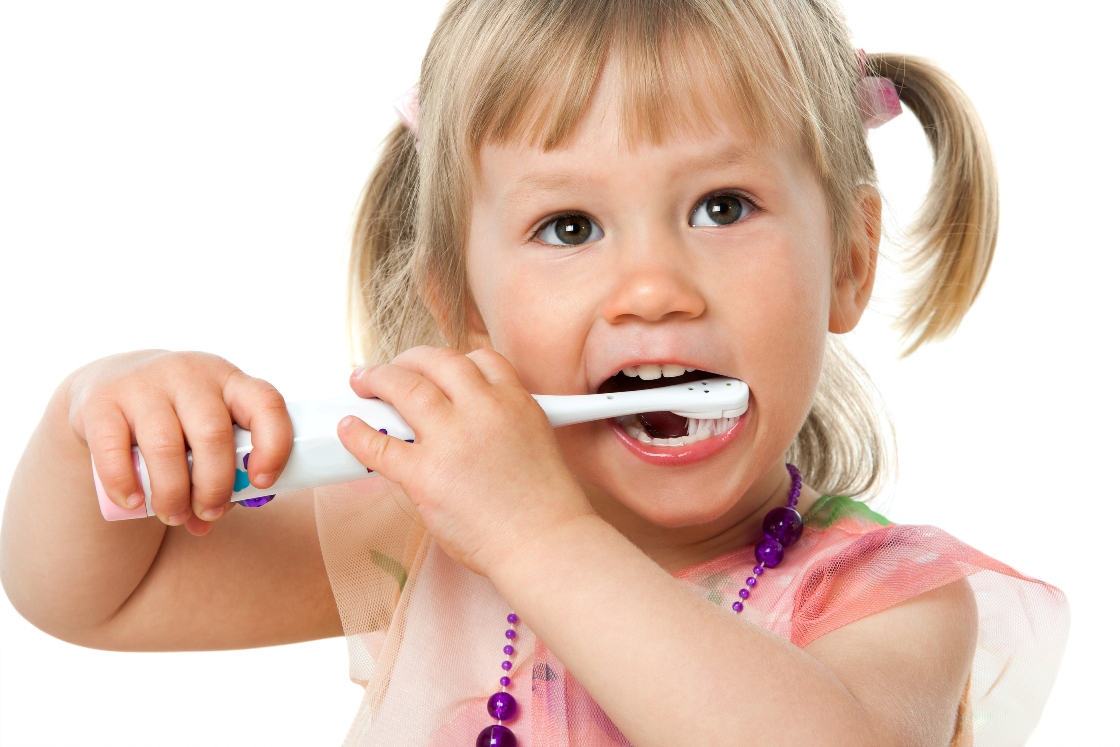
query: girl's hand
[
  {"left": 339, "top": 346, "right": 594, "bottom": 578},
  {"left": 68, "top": 350, "right": 293, "bottom": 535}
]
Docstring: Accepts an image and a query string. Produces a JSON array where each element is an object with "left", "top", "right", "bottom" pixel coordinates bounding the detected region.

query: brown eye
[
  {"left": 537, "top": 214, "right": 604, "bottom": 246},
  {"left": 690, "top": 194, "right": 753, "bottom": 227}
]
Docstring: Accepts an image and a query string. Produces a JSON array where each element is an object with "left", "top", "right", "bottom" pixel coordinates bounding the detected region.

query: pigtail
[
  {"left": 348, "top": 123, "right": 441, "bottom": 364},
  {"left": 867, "top": 54, "right": 999, "bottom": 354}
]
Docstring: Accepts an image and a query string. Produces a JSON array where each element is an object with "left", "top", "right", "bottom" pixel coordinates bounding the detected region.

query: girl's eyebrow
[
  {"left": 505, "top": 144, "right": 773, "bottom": 203},
  {"left": 683, "top": 144, "right": 771, "bottom": 176},
  {"left": 507, "top": 172, "right": 597, "bottom": 202}
]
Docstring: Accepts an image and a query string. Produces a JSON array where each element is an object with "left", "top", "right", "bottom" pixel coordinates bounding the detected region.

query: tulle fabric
[{"left": 315, "top": 478, "right": 1068, "bottom": 747}]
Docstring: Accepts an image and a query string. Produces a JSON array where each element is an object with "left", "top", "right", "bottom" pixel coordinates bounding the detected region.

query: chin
[{"left": 611, "top": 484, "right": 747, "bottom": 528}]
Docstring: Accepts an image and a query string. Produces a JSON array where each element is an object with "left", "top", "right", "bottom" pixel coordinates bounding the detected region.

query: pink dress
[{"left": 315, "top": 478, "right": 1068, "bottom": 747}]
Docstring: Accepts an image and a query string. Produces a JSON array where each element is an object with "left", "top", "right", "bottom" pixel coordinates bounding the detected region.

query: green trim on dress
[{"left": 803, "top": 495, "right": 891, "bottom": 530}]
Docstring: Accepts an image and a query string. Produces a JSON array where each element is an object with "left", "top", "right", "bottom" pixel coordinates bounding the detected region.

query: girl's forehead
[{"left": 474, "top": 58, "right": 799, "bottom": 193}]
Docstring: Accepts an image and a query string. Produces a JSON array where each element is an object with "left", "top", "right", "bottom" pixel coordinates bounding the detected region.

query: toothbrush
[{"left": 93, "top": 377, "right": 749, "bottom": 521}]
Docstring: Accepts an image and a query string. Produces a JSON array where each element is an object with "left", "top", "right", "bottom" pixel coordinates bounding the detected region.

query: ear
[
  {"left": 420, "top": 268, "right": 494, "bottom": 351},
  {"left": 463, "top": 296, "right": 493, "bottom": 351},
  {"left": 829, "top": 185, "right": 881, "bottom": 334}
]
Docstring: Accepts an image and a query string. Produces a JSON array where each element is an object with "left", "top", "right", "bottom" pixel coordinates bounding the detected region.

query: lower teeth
[{"left": 615, "top": 414, "right": 740, "bottom": 446}]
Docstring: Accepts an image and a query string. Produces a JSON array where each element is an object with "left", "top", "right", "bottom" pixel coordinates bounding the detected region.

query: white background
[{"left": 0, "top": 1, "right": 1115, "bottom": 744}]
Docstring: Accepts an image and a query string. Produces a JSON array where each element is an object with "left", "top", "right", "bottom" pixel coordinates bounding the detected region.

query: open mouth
[{"left": 598, "top": 365, "right": 744, "bottom": 447}]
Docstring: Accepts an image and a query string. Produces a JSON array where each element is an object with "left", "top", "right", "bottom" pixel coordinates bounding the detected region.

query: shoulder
[
  {"left": 790, "top": 496, "right": 1012, "bottom": 647},
  {"left": 802, "top": 572, "right": 978, "bottom": 745}
]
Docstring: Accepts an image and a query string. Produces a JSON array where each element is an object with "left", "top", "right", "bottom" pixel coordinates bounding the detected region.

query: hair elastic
[
  {"left": 856, "top": 49, "right": 903, "bottom": 129},
  {"left": 393, "top": 84, "right": 421, "bottom": 144}
]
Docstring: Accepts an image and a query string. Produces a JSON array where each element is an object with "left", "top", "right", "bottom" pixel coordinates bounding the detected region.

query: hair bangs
[{"left": 456, "top": 0, "right": 806, "bottom": 155}]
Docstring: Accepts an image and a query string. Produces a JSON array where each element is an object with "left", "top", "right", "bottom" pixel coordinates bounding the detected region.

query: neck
[{"left": 584, "top": 461, "right": 821, "bottom": 574}]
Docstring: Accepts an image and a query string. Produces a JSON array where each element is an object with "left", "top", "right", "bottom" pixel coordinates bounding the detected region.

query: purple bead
[
  {"left": 242, "top": 453, "right": 251, "bottom": 469},
  {"left": 762, "top": 506, "right": 803, "bottom": 547},
  {"left": 790, "top": 497, "right": 798, "bottom": 507},
  {"left": 503, "top": 645, "right": 515, "bottom": 656},
  {"left": 731, "top": 601, "right": 744, "bottom": 612},
  {"left": 753, "top": 565, "right": 765, "bottom": 576},
  {"left": 487, "top": 691, "right": 519, "bottom": 721},
  {"left": 745, "top": 576, "right": 756, "bottom": 587},
  {"left": 754, "top": 537, "right": 785, "bottom": 568},
  {"left": 790, "top": 488, "right": 801, "bottom": 499},
  {"left": 505, "top": 629, "right": 517, "bottom": 640},
  {"left": 499, "top": 676, "right": 511, "bottom": 687},
  {"left": 237, "top": 494, "right": 274, "bottom": 508},
  {"left": 738, "top": 588, "right": 750, "bottom": 600},
  {"left": 477, "top": 724, "right": 517, "bottom": 747},
  {"left": 507, "top": 613, "right": 519, "bottom": 624},
  {"left": 501, "top": 660, "right": 512, "bottom": 671}
]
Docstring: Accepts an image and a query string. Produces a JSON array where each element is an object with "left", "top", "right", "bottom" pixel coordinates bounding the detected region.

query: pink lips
[{"left": 608, "top": 415, "right": 746, "bottom": 466}]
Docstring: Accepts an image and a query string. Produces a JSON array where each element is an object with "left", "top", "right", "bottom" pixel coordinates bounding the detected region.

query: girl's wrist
[{"left": 487, "top": 508, "right": 621, "bottom": 597}]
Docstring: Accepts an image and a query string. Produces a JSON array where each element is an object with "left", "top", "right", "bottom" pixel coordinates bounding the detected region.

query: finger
[
  {"left": 223, "top": 372, "right": 292, "bottom": 490},
  {"left": 132, "top": 395, "right": 192, "bottom": 525},
  {"left": 351, "top": 363, "right": 452, "bottom": 435},
  {"left": 388, "top": 345, "right": 490, "bottom": 402},
  {"left": 82, "top": 398, "right": 145, "bottom": 510},
  {"left": 183, "top": 512, "right": 215, "bottom": 536},
  {"left": 337, "top": 415, "right": 416, "bottom": 485},
  {"left": 174, "top": 389, "right": 236, "bottom": 522},
  {"left": 464, "top": 349, "right": 523, "bottom": 386}
]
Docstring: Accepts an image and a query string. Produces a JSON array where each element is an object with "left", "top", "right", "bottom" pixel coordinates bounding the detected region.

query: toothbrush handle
[{"left": 93, "top": 397, "right": 415, "bottom": 521}]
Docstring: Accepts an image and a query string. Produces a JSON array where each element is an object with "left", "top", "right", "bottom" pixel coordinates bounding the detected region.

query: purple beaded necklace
[
  {"left": 477, "top": 613, "right": 520, "bottom": 747},
  {"left": 475, "top": 464, "right": 805, "bottom": 747},
  {"left": 733, "top": 463, "right": 804, "bottom": 612}
]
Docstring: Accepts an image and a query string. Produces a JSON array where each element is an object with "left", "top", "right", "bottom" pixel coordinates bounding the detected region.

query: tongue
[{"left": 637, "top": 411, "right": 690, "bottom": 439}]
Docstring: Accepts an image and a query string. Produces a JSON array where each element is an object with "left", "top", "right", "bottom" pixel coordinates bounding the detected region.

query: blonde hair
[{"left": 348, "top": 0, "right": 997, "bottom": 499}]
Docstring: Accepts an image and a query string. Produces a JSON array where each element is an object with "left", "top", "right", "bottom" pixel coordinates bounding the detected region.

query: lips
[{"left": 609, "top": 414, "right": 747, "bottom": 465}]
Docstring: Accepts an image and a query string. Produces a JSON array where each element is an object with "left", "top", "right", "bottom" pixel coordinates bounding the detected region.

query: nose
[{"left": 601, "top": 228, "right": 706, "bottom": 324}]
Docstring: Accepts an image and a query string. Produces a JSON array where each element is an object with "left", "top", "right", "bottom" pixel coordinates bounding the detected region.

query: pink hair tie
[
  {"left": 855, "top": 49, "right": 902, "bottom": 130},
  {"left": 393, "top": 84, "right": 421, "bottom": 145}
]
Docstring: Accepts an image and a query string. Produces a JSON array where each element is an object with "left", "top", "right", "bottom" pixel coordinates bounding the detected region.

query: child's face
[{"left": 464, "top": 80, "right": 852, "bottom": 530}]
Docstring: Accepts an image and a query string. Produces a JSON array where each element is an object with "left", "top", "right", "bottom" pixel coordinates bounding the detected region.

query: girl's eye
[
  {"left": 689, "top": 194, "right": 754, "bottom": 227},
  {"left": 535, "top": 214, "right": 604, "bottom": 246}
]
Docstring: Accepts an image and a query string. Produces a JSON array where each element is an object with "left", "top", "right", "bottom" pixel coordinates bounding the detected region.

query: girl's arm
[
  {"left": 491, "top": 513, "right": 976, "bottom": 747},
  {"left": 1, "top": 352, "right": 341, "bottom": 650}
]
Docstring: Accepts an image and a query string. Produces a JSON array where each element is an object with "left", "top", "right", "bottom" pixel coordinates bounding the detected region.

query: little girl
[{"left": 0, "top": 1, "right": 1068, "bottom": 745}]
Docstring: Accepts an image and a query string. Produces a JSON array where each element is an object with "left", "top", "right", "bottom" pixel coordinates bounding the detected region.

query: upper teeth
[{"left": 621, "top": 364, "right": 697, "bottom": 380}]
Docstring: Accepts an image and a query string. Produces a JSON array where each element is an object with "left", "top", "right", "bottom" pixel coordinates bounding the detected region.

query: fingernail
[
  {"left": 200, "top": 506, "right": 226, "bottom": 521},
  {"left": 168, "top": 511, "right": 192, "bottom": 526},
  {"left": 351, "top": 366, "right": 366, "bottom": 379},
  {"left": 254, "top": 473, "right": 275, "bottom": 488},
  {"left": 124, "top": 492, "right": 144, "bottom": 509},
  {"left": 339, "top": 416, "right": 356, "bottom": 428}
]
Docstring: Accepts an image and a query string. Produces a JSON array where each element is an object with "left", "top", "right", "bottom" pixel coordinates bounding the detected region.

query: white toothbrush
[{"left": 93, "top": 377, "right": 749, "bottom": 521}]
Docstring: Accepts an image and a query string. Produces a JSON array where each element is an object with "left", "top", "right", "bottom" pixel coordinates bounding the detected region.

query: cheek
[
  {"left": 466, "top": 242, "right": 592, "bottom": 393},
  {"left": 716, "top": 211, "right": 833, "bottom": 452},
  {"left": 752, "top": 220, "right": 834, "bottom": 431}
]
